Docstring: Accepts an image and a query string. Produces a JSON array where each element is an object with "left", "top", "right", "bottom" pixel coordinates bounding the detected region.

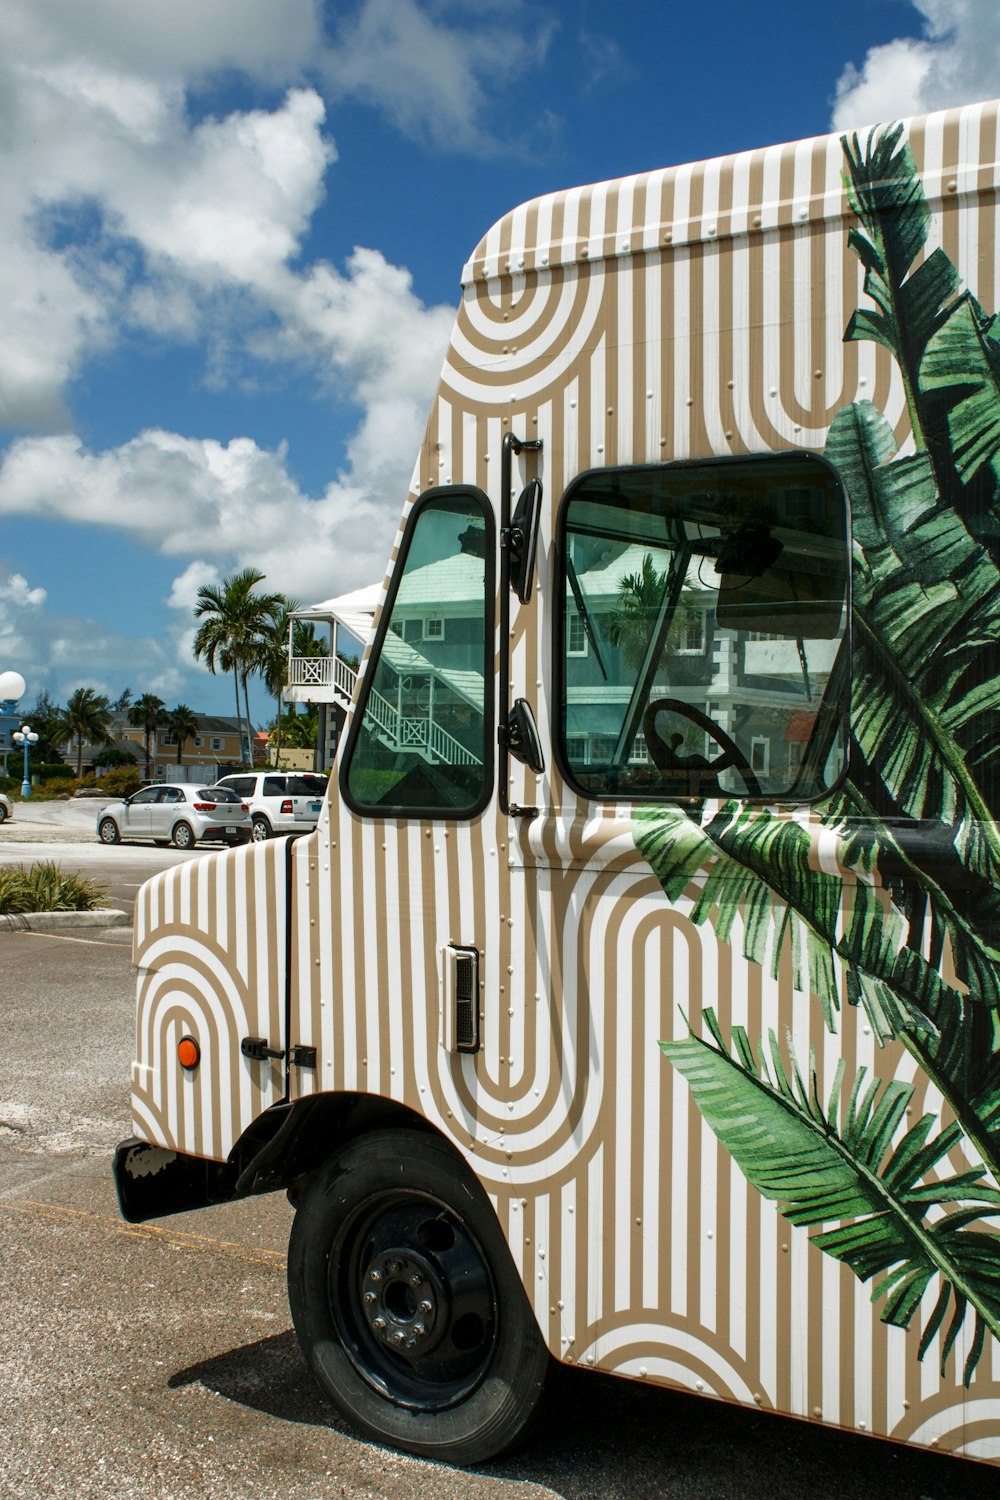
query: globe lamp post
[
  {"left": 13, "top": 724, "right": 39, "bottom": 798},
  {"left": 0, "top": 671, "right": 27, "bottom": 785}
]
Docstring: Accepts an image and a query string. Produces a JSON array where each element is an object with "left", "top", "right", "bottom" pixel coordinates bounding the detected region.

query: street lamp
[{"left": 13, "top": 724, "right": 39, "bottom": 798}]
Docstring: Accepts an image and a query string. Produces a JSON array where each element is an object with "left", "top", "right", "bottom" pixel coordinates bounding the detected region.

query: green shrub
[
  {"left": 95, "top": 766, "right": 142, "bottom": 797},
  {"left": 0, "top": 862, "right": 109, "bottom": 914}
]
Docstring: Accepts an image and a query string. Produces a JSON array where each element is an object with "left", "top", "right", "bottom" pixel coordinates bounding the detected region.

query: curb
[{"left": 0, "top": 908, "right": 131, "bottom": 933}]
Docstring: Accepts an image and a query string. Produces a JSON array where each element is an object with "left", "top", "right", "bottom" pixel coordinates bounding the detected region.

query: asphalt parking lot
[{"left": 1, "top": 807, "right": 998, "bottom": 1497}]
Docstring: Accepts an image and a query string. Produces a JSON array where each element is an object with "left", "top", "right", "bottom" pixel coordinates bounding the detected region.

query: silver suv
[
  {"left": 216, "top": 771, "right": 327, "bottom": 842},
  {"left": 97, "top": 783, "right": 251, "bottom": 849}
]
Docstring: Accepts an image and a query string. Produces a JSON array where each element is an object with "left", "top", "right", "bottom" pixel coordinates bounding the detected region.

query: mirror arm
[{"left": 499, "top": 431, "right": 543, "bottom": 817}]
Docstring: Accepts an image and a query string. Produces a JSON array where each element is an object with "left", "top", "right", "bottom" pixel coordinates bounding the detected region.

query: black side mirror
[
  {"left": 508, "top": 479, "right": 542, "bottom": 603},
  {"left": 505, "top": 698, "right": 544, "bottom": 774}
]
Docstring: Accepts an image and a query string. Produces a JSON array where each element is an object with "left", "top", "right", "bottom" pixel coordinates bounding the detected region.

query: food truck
[{"left": 115, "top": 99, "right": 1000, "bottom": 1468}]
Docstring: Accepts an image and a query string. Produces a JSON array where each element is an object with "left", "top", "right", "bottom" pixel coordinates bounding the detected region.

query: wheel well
[{"left": 232, "top": 1092, "right": 441, "bottom": 1201}]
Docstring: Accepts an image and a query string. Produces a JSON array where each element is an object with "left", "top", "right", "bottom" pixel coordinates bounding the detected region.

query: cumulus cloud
[
  {"left": 0, "top": 559, "right": 178, "bottom": 704},
  {"left": 832, "top": 0, "right": 1000, "bottom": 130},
  {"left": 0, "top": 429, "right": 400, "bottom": 603},
  {"left": 323, "top": 0, "right": 554, "bottom": 154}
]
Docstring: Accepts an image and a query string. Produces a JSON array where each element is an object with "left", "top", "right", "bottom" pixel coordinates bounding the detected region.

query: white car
[
  {"left": 0, "top": 791, "right": 11, "bottom": 824},
  {"left": 215, "top": 771, "right": 327, "bottom": 841},
  {"left": 97, "top": 783, "right": 251, "bottom": 850}
]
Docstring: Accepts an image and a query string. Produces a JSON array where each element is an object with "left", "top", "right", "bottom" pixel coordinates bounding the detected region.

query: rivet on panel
[
  {"left": 639, "top": 1367, "right": 647, "bottom": 1378},
  {"left": 727, "top": 380, "right": 734, "bottom": 389},
  {"left": 812, "top": 1407, "right": 822, "bottom": 1419},
  {"left": 814, "top": 369, "right": 822, "bottom": 379}
]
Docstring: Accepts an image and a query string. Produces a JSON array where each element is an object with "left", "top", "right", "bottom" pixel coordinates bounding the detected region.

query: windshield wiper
[
  {"left": 566, "top": 555, "right": 608, "bottom": 680},
  {"left": 612, "top": 541, "right": 693, "bottom": 767}
]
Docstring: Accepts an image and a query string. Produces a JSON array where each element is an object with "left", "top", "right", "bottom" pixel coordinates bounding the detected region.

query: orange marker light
[{"left": 177, "top": 1037, "right": 200, "bottom": 1070}]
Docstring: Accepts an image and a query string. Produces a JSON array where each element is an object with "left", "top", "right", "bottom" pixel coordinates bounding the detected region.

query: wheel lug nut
[
  {"left": 363, "top": 1291, "right": 376, "bottom": 1306},
  {"left": 409, "top": 1273, "right": 424, "bottom": 1287},
  {"left": 369, "top": 1269, "right": 382, "bottom": 1283},
  {"left": 393, "top": 1330, "right": 406, "bottom": 1344},
  {"left": 387, "top": 1259, "right": 402, "bottom": 1274},
  {"left": 412, "top": 1322, "right": 425, "bottom": 1337},
  {"left": 418, "top": 1299, "right": 432, "bottom": 1314},
  {"left": 373, "top": 1317, "right": 386, "bottom": 1331}
]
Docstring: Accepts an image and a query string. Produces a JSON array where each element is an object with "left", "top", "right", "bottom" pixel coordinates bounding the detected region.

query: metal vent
[{"left": 442, "top": 944, "right": 480, "bottom": 1054}]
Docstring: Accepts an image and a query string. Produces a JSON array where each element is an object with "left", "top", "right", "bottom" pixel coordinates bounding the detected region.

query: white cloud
[
  {"left": 0, "top": 559, "right": 176, "bottom": 705},
  {"left": 0, "top": 429, "right": 400, "bottom": 603},
  {"left": 324, "top": 0, "right": 554, "bottom": 154},
  {"left": 832, "top": 0, "right": 1000, "bottom": 130}
]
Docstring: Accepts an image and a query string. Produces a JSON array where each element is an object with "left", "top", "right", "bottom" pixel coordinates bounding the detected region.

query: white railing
[
  {"left": 288, "top": 654, "right": 359, "bottom": 704},
  {"left": 367, "top": 686, "right": 481, "bottom": 766}
]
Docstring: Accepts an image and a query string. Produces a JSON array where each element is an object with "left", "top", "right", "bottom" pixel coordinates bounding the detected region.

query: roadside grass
[{"left": 0, "top": 861, "right": 109, "bottom": 914}]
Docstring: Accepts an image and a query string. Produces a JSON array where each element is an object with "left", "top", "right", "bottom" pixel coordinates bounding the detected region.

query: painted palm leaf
[
  {"left": 922, "top": 292, "right": 1000, "bottom": 489},
  {"left": 842, "top": 125, "right": 962, "bottom": 449},
  {"left": 826, "top": 402, "right": 1000, "bottom": 883},
  {"left": 633, "top": 799, "right": 974, "bottom": 1042},
  {"left": 663, "top": 1012, "right": 1000, "bottom": 1383}
]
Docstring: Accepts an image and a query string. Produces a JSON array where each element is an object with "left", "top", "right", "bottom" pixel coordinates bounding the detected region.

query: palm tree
[
  {"left": 166, "top": 703, "right": 200, "bottom": 768},
  {"left": 129, "top": 694, "right": 167, "bottom": 780},
  {"left": 193, "top": 568, "right": 282, "bottom": 765},
  {"left": 259, "top": 598, "right": 301, "bottom": 766},
  {"left": 61, "top": 687, "right": 113, "bottom": 778}
]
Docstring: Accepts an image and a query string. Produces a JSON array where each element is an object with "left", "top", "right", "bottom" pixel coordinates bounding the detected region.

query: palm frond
[{"left": 663, "top": 1012, "right": 1000, "bottom": 1383}]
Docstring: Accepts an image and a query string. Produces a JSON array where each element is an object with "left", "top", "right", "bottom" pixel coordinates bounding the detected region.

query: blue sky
[{"left": 0, "top": 0, "right": 996, "bottom": 723}]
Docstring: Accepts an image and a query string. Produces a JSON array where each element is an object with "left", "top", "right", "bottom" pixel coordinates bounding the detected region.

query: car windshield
[{"left": 202, "top": 787, "right": 241, "bottom": 803}]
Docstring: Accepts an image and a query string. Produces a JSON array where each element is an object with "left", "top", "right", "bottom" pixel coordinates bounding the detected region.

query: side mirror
[
  {"left": 505, "top": 698, "right": 544, "bottom": 775},
  {"left": 508, "top": 479, "right": 542, "bottom": 603}
]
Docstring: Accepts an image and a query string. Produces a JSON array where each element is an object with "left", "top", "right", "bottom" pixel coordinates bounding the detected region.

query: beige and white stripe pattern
[{"left": 132, "top": 102, "right": 1000, "bottom": 1466}]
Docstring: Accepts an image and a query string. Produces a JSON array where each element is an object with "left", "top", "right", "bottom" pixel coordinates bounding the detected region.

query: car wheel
[
  {"left": 171, "top": 821, "right": 195, "bottom": 850},
  {"left": 0, "top": 804, "right": 6, "bottom": 824},
  {"left": 251, "top": 816, "right": 271, "bottom": 842},
  {"left": 98, "top": 817, "right": 121, "bottom": 846},
  {"left": 287, "top": 1128, "right": 549, "bottom": 1466}
]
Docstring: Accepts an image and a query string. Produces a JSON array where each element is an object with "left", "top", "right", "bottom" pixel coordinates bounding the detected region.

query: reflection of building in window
[
  {"left": 676, "top": 611, "right": 705, "bottom": 653},
  {"left": 567, "top": 610, "right": 588, "bottom": 656},
  {"left": 423, "top": 617, "right": 445, "bottom": 641},
  {"left": 559, "top": 457, "right": 848, "bottom": 800}
]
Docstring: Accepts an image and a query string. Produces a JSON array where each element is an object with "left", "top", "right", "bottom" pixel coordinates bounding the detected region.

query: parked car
[
  {"left": 96, "top": 783, "right": 251, "bottom": 850},
  {"left": 0, "top": 791, "right": 11, "bottom": 824},
  {"left": 215, "top": 771, "right": 327, "bottom": 842}
]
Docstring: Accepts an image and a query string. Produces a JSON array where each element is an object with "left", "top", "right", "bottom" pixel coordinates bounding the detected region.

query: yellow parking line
[{"left": 3, "top": 1198, "right": 288, "bottom": 1268}]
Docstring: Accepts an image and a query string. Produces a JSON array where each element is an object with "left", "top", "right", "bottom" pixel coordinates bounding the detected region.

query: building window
[
  {"left": 162, "top": 733, "right": 177, "bottom": 746},
  {"left": 211, "top": 738, "right": 222, "bottom": 750},
  {"left": 676, "top": 612, "right": 705, "bottom": 654},
  {"left": 193, "top": 737, "right": 202, "bottom": 747},
  {"left": 423, "top": 617, "right": 445, "bottom": 641},
  {"left": 558, "top": 454, "right": 848, "bottom": 801},
  {"left": 567, "top": 610, "right": 589, "bottom": 657}
]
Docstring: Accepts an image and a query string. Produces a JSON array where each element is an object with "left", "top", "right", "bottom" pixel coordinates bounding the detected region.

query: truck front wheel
[{"left": 287, "top": 1127, "right": 548, "bottom": 1465}]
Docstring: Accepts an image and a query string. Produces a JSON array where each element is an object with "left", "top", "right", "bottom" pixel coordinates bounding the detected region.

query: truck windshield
[
  {"left": 559, "top": 455, "right": 849, "bottom": 801},
  {"left": 343, "top": 491, "right": 492, "bottom": 814}
]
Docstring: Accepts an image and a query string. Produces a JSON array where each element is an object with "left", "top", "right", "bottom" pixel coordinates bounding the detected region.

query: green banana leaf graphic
[
  {"left": 641, "top": 122, "right": 1000, "bottom": 1381},
  {"left": 663, "top": 1012, "right": 1000, "bottom": 1386}
]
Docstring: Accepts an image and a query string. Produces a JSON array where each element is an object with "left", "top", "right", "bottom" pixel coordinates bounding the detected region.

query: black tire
[
  {"left": 287, "top": 1128, "right": 549, "bottom": 1465},
  {"left": 171, "top": 821, "right": 195, "bottom": 850},
  {"left": 98, "top": 817, "right": 121, "bottom": 845},
  {"left": 0, "top": 803, "right": 6, "bottom": 824},
  {"left": 251, "top": 815, "right": 271, "bottom": 842}
]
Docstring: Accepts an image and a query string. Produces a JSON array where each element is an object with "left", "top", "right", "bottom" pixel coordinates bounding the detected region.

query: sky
[{"left": 1, "top": 0, "right": 998, "bottom": 724}]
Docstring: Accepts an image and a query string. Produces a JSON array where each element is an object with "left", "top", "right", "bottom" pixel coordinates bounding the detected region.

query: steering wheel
[{"left": 642, "top": 696, "right": 762, "bottom": 797}]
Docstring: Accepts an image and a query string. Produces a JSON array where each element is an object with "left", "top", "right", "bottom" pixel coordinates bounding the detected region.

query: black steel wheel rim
[{"left": 329, "top": 1189, "right": 498, "bottom": 1411}]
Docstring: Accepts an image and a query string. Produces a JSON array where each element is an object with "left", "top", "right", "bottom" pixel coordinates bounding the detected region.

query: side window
[
  {"left": 558, "top": 455, "right": 849, "bottom": 801},
  {"left": 263, "top": 777, "right": 285, "bottom": 796},
  {"left": 343, "top": 489, "right": 493, "bottom": 815}
]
